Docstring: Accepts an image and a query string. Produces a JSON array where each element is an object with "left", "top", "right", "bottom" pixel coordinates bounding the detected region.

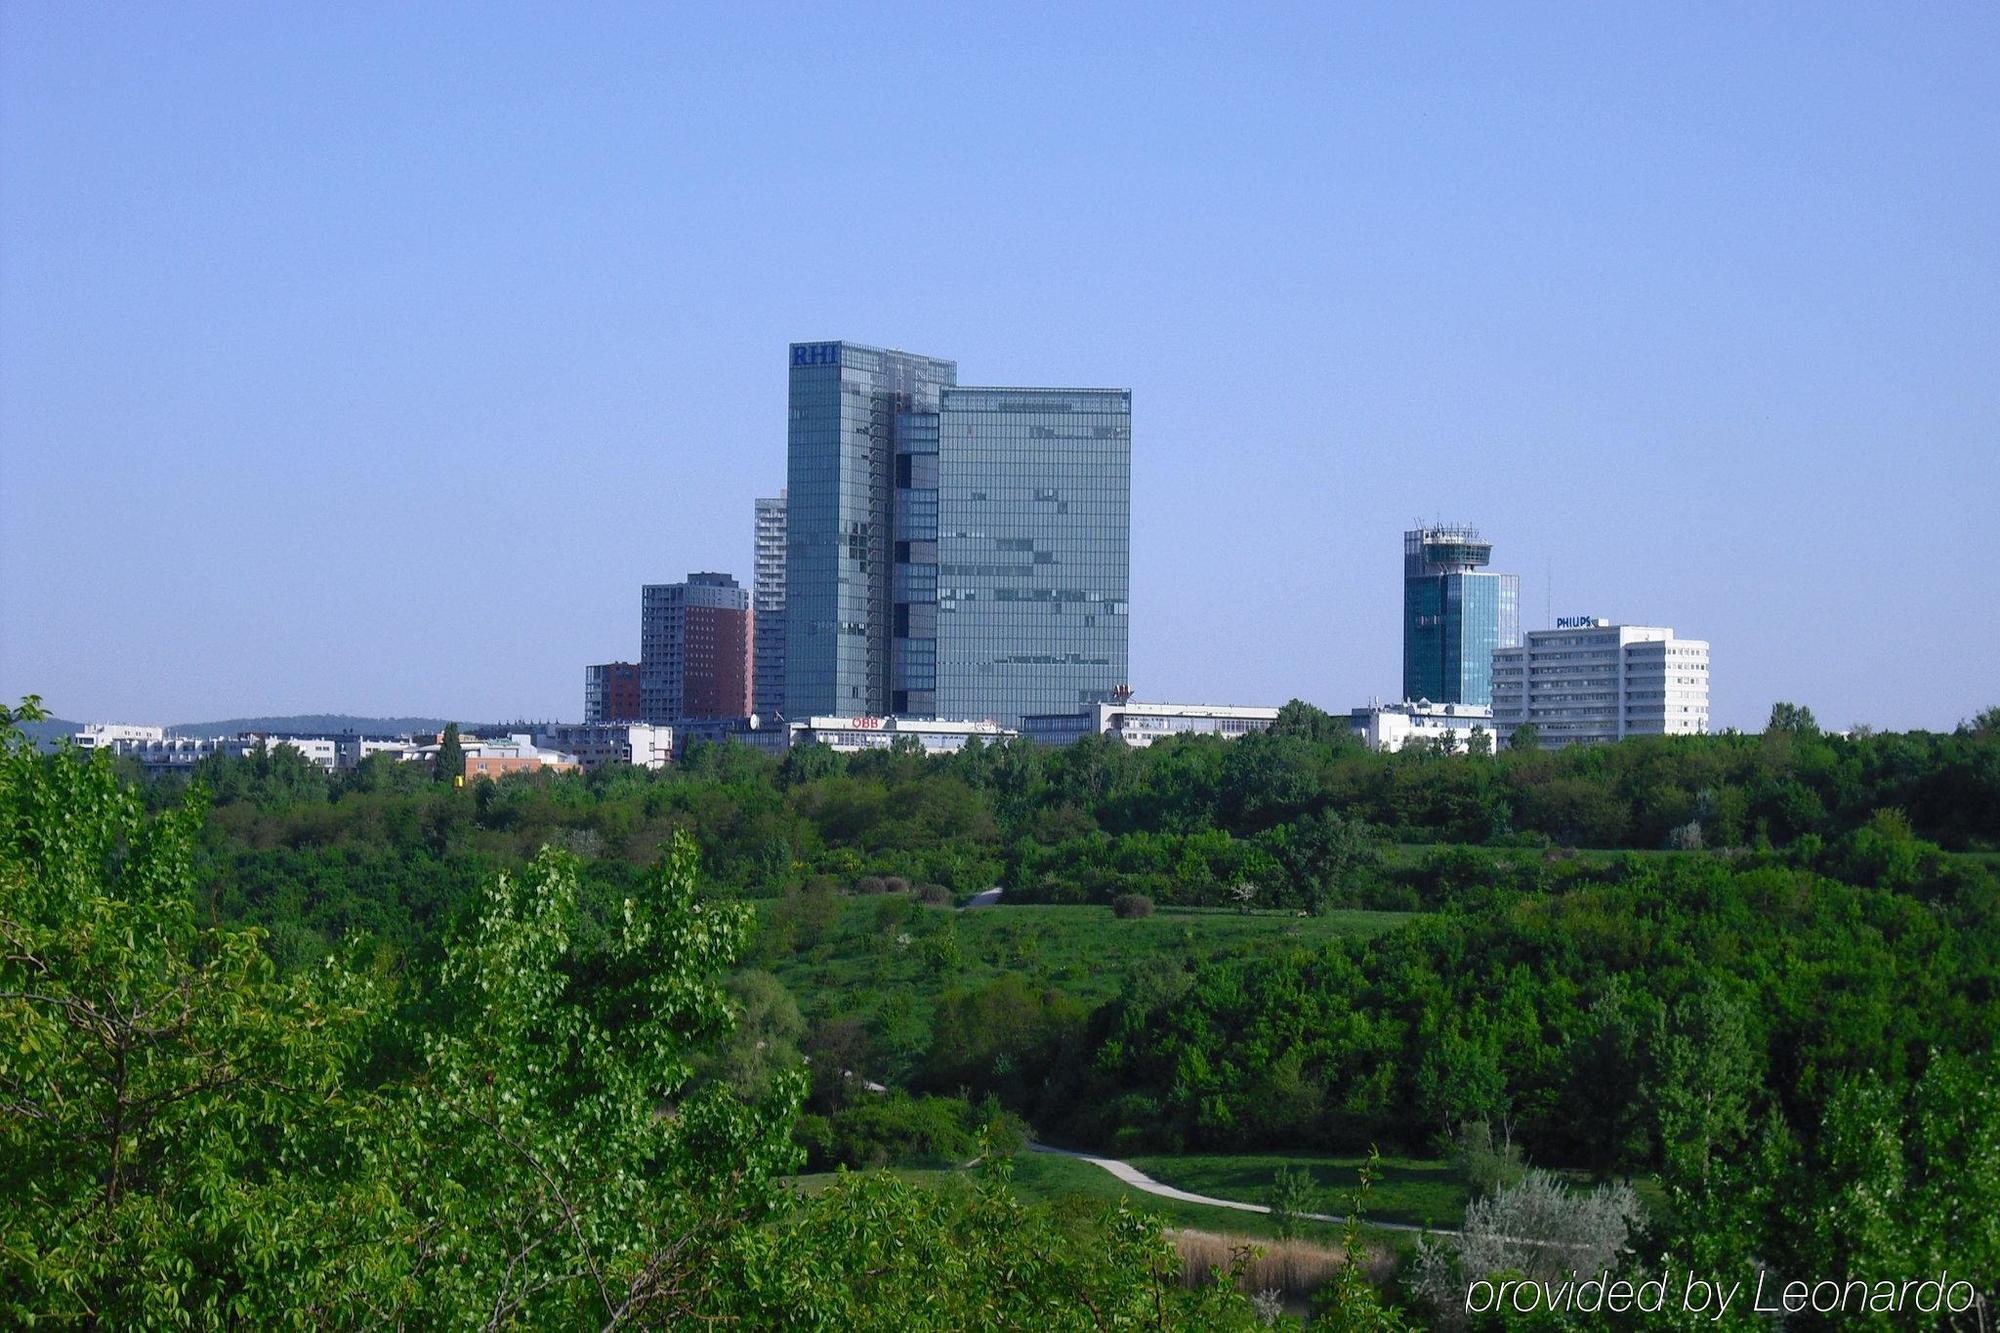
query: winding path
[{"left": 1027, "top": 1142, "right": 1453, "bottom": 1238}]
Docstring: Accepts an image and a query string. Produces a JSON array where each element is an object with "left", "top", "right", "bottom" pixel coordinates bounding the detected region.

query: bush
[
  {"left": 794, "top": 1092, "right": 993, "bottom": 1171},
  {"left": 883, "top": 875, "right": 912, "bottom": 896},
  {"left": 914, "top": 882, "right": 952, "bottom": 906},
  {"left": 1112, "top": 892, "right": 1155, "bottom": 919},
  {"left": 1266, "top": 1165, "right": 1320, "bottom": 1240},
  {"left": 854, "top": 875, "right": 889, "bottom": 894}
]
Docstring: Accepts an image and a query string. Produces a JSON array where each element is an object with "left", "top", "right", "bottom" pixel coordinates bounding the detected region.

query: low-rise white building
[
  {"left": 1018, "top": 700, "right": 1280, "bottom": 748},
  {"left": 1492, "top": 620, "right": 1710, "bottom": 749},
  {"left": 1349, "top": 700, "right": 1496, "bottom": 752},
  {"left": 791, "top": 715, "right": 1013, "bottom": 754},
  {"left": 73, "top": 723, "right": 167, "bottom": 751},
  {"left": 74, "top": 725, "right": 418, "bottom": 773},
  {"left": 85, "top": 734, "right": 224, "bottom": 775},
  {"left": 534, "top": 723, "right": 675, "bottom": 772}
]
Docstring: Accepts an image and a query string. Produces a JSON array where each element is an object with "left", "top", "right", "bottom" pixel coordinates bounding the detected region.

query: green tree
[
  {"left": 1270, "top": 698, "right": 1352, "bottom": 746},
  {"left": 1957, "top": 705, "right": 2000, "bottom": 739},
  {"left": 709, "top": 968, "right": 806, "bottom": 1099},
  {"left": 1266, "top": 1164, "right": 1320, "bottom": 1239},
  {"left": 0, "top": 703, "right": 380, "bottom": 1325},
  {"left": 1651, "top": 985, "right": 1756, "bottom": 1186},
  {"left": 1765, "top": 701, "right": 1820, "bottom": 736},
  {"left": 355, "top": 836, "right": 807, "bottom": 1325},
  {"left": 433, "top": 721, "right": 464, "bottom": 784}
]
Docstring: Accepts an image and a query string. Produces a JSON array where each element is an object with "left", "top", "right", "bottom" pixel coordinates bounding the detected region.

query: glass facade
[
  {"left": 1402, "top": 527, "right": 1519, "bottom": 707},
  {"left": 752, "top": 491, "right": 787, "bottom": 717},
  {"left": 784, "top": 342, "right": 956, "bottom": 717},
  {"left": 933, "top": 387, "right": 1131, "bottom": 726}
]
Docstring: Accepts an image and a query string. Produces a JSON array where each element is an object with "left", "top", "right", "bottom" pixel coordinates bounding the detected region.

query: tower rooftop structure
[{"left": 1405, "top": 525, "right": 1494, "bottom": 577}]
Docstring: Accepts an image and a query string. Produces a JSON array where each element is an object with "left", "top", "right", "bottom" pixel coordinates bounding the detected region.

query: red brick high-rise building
[
  {"left": 583, "top": 661, "right": 642, "bottom": 723},
  {"left": 640, "top": 573, "right": 751, "bottom": 721}
]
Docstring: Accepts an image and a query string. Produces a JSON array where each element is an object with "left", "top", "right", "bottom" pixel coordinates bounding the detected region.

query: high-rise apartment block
[
  {"left": 1491, "top": 620, "right": 1710, "bottom": 749},
  {"left": 640, "top": 573, "right": 751, "bottom": 722},
  {"left": 784, "top": 341, "right": 1130, "bottom": 726},
  {"left": 584, "top": 661, "right": 642, "bottom": 723},
  {"left": 1402, "top": 526, "right": 1520, "bottom": 707},
  {"left": 753, "top": 491, "right": 787, "bottom": 717}
]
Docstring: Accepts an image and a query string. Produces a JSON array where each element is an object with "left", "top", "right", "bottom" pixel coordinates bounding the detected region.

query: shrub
[
  {"left": 794, "top": 1092, "right": 989, "bottom": 1171},
  {"left": 1266, "top": 1165, "right": 1320, "bottom": 1240},
  {"left": 1112, "top": 892, "right": 1154, "bottom": 919},
  {"left": 914, "top": 882, "right": 952, "bottom": 906},
  {"left": 854, "top": 874, "right": 889, "bottom": 894}
]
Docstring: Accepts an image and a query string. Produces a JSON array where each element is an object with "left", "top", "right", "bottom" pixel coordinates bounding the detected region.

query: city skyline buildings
[
  {"left": 5, "top": 10, "right": 1993, "bottom": 736},
  {"left": 783, "top": 342, "right": 1132, "bottom": 727}
]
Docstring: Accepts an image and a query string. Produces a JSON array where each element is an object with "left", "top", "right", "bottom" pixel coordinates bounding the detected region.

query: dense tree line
[
  {"left": 114, "top": 700, "right": 2000, "bottom": 973},
  {"left": 30, "top": 700, "right": 2000, "bottom": 1323},
  {"left": 1, "top": 703, "right": 1296, "bottom": 1327}
]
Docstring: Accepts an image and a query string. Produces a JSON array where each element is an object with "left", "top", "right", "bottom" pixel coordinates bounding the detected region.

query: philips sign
[
  {"left": 1555, "top": 616, "right": 1599, "bottom": 630},
  {"left": 792, "top": 343, "right": 841, "bottom": 367}
]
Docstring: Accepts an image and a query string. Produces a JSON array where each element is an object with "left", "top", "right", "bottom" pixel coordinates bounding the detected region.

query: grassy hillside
[{"left": 790, "top": 1149, "right": 1463, "bottom": 1245}]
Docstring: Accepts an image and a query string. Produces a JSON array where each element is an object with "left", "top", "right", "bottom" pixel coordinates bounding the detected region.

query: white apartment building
[
  {"left": 73, "top": 723, "right": 167, "bottom": 750},
  {"left": 791, "top": 715, "right": 1014, "bottom": 755},
  {"left": 534, "top": 723, "right": 675, "bottom": 772},
  {"left": 1492, "top": 620, "right": 1709, "bottom": 749},
  {"left": 1349, "top": 700, "right": 1496, "bottom": 752},
  {"left": 71, "top": 731, "right": 369, "bottom": 774}
]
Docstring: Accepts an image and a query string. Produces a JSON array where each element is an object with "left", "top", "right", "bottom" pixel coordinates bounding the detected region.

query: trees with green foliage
[
  {"left": 433, "top": 721, "right": 463, "bottom": 784},
  {"left": 1765, "top": 700, "right": 1820, "bottom": 736},
  {"left": 0, "top": 702, "right": 379, "bottom": 1324},
  {"left": 1, "top": 703, "right": 1270, "bottom": 1325}
]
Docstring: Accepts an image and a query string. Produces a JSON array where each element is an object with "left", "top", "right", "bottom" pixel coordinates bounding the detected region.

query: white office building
[
  {"left": 1349, "top": 700, "right": 1496, "bottom": 752},
  {"left": 1018, "top": 700, "right": 1280, "bottom": 748},
  {"left": 791, "top": 715, "right": 1013, "bottom": 755},
  {"left": 74, "top": 726, "right": 417, "bottom": 774},
  {"left": 73, "top": 723, "right": 168, "bottom": 751},
  {"left": 1492, "top": 620, "right": 1709, "bottom": 749}
]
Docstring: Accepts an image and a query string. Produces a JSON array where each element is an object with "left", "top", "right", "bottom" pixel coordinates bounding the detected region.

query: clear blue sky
[{"left": 3, "top": 3, "right": 1995, "bottom": 730}]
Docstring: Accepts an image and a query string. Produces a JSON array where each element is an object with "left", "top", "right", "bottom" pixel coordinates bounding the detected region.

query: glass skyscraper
[
  {"left": 931, "top": 388, "right": 1130, "bottom": 725},
  {"left": 784, "top": 342, "right": 956, "bottom": 717},
  {"left": 1402, "top": 526, "right": 1519, "bottom": 707},
  {"left": 785, "top": 342, "right": 1130, "bottom": 725}
]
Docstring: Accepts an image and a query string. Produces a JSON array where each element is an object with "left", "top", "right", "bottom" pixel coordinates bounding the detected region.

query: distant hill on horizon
[
  {"left": 167, "top": 715, "right": 461, "bottom": 739},
  {"left": 11, "top": 715, "right": 569, "bottom": 750}
]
